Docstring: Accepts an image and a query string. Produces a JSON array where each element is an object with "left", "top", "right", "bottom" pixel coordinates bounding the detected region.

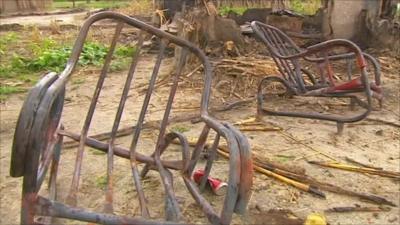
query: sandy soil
[
  {"left": 0, "top": 19, "right": 399, "bottom": 225},
  {"left": 0, "top": 11, "right": 89, "bottom": 27},
  {"left": 1, "top": 50, "right": 399, "bottom": 225}
]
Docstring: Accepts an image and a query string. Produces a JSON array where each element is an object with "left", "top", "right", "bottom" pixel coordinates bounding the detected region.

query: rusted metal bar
[
  {"left": 222, "top": 123, "right": 253, "bottom": 214},
  {"left": 104, "top": 27, "right": 144, "bottom": 214},
  {"left": 151, "top": 48, "right": 189, "bottom": 222},
  {"left": 199, "top": 134, "right": 220, "bottom": 192},
  {"left": 66, "top": 22, "right": 123, "bottom": 207},
  {"left": 35, "top": 196, "right": 188, "bottom": 225},
  {"left": 128, "top": 39, "right": 167, "bottom": 218},
  {"left": 59, "top": 129, "right": 183, "bottom": 170}
]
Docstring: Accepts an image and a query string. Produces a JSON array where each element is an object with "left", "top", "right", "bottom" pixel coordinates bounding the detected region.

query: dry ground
[
  {"left": 0, "top": 50, "right": 399, "bottom": 225},
  {"left": 0, "top": 12, "right": 399, "bottom": 225}
]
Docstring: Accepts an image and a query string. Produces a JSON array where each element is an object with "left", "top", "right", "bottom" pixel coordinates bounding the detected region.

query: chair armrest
[
  {"left": 304, "top": 52, "right": 355, "bottom": 62},
  {"left": 200, "top": 114, "right": 253, "bottom": 215},
  {"left": 10, "top": 72, "right": 60, "bottom": 177},
  {"left": 281, "top": 39, "right": 367, "bottom": 69}
]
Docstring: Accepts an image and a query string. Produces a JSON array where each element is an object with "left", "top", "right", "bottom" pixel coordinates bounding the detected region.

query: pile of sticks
[
  {"left": 213, "top": 56, "right": 278, "bottom": 77},
  {"left": 215, "top": 145, "right": 396, "bottom": 206},
  {"left": 210, "top": 56, "right": 280, "bottom": 99},
  {"left": 169, "top": 121, "right": 397, "bottom": 207}
]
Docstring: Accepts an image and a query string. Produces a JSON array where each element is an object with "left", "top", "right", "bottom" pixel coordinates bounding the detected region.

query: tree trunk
[
  {"left": 271, "top": 0, "right": 287, "bottom": 12},
  {"left": 15, "top": 0, "right": 51, "bottom": 12}
]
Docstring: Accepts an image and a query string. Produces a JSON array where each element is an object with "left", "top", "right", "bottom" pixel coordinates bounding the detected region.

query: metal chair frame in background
[
  {"left": 251, "top": 21, "right": 383, "bottom": 133},
  {"left": 10, "top": 12, "right": 253, "bottom": 225}
]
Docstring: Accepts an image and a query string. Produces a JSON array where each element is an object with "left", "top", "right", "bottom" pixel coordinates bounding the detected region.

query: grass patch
[
  {"left": 0, "top": 86, "right": 24, "bottom": 100},
  {"left": 170, "top": 125, "right": 190, "bottom": 133},
  {"left": 89, "top": 148, "right": 107, "bottom": 155},
  {"left": 217, "top": 1, "right": 321, "bottom": 17},
  {"left": 219, "top": 6, "right": 247, "bottom": 16},
  {"left": 0, "top": 32, "right": 19, "bottom": 55},
  {"left": 0, "top": 30, "right": 136, "bottom": 100},
  {"left": 52, "top": 0, "right": 130, "bottom": 10},
  {"left": 117, "top": 0, "right": 153, "bottom": 16},
  {"left": 24, "top": 42, "right": 135, "bottom": 73},
  {"left": 289, "top": 0, "right": 321, "bottom": 15},
  {"left": 95, "top": 175, "right": 107, "bottom": 189},
  {"left": 274, "top": 154, "right": 296, "bottom": 162},
  {"left": 71, "top": 77, "right": 86, "bottom": 85}
]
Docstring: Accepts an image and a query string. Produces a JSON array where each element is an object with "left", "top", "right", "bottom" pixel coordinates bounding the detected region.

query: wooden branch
[
  {"left": 308, "top": 161, "right": 400, "bottom": 179},
  {"left": 325, "top": 206, "right": 391, "bottom": 213},
  {"left": 345, "top": 157, "right": 383, "bottom": 170}
]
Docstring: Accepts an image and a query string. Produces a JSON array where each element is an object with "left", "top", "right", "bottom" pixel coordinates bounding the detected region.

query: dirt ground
[
  {"left": 0, "top": 14, "right": 400, "bottom": 225},
  {"left": 0, "top": 11, "right": 89, "bottom": 27}
]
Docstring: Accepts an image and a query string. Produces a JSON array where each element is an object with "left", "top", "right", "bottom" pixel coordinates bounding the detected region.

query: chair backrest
[
  {"left": 60, "top": 11, "right": 215, "bottom": 203},
  {"left": 251, "top": 21, "right": 307, "bottom": 92},
  {"left": 11, "top": 12, "right": 253, "bottom": 225}
]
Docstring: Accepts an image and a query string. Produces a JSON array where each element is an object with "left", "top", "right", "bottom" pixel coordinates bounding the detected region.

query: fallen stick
[
  {"left": 308, "top": 161, "right": 400, "bottom": 179},
  {"left": 217, "top": 149, "right": 326, "bottom": 198},
  {"left": 166, "top": 134, "right": 396, "bottom": 206},
  {"left": 238, "top": 126, "right": 282, "bottom": 132},
  {"left": 218, "top": 145, "right": 306, "bottom": 175},
  {"left": 233, "top": 117, "right": 283, "bottom": 132},
  {"left": 325, "top": 206, "right": 391, "bottom": 213},
  {"left": 304, "top": 177, "right": 397, "bottom": 206},
  {"left": 345, "top": 157, "right": 383, "bottom": 170},
  {"left": 365, "top": 118, "right": 400, "bottom": 128},
  {"left": 278, "top": 131, "right": 338, "bottom": 161},
  {"left": 216, "top": 145, "right": 396, "bottom": 206},
  {"left": 185, "top": 64, "right": 202, "bottom": 78}
]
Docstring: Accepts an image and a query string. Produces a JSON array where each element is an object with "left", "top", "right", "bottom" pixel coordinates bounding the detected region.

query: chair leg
[
  {"left": 336, "top": 122, "right": 344, "bottom": 135},
  {"left": 349, "top": 98, "right": 356, "bottom": 111},
  {"left": 378, "top": 98, "right": 383, "bottom": 109}
]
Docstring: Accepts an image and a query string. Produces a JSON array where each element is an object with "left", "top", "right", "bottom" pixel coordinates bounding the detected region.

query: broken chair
[
  {"left": 251, "top": 21, "right": 382, "bottom": 133},
  {"left": 10, "top": 12, "right": 253, "bottom": 225}
]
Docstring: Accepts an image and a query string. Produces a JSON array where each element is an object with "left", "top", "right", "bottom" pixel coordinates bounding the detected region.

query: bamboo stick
[
  {"left": 308, "top": 161, "right": 400, "bottom": 179},
  {"left": 325, "top": 206, "right": 391, "bottom": 213},
  {"left": 217, "top": 149, "right": 326, "bottom": 198}
]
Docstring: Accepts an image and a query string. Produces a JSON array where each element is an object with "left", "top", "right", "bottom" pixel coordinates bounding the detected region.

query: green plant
[
  {"left": 79, "top": 42, "right": 108, "bottom": 66},
  {"left": 71, "top": 77, "right": 86, "bottom": 85},
  {"left": 29, "top": 37, "right": 57, "bottom": 57},
  {"left": 24, "top": 42, "right": 135, "bottom": 73},
  {"left": 95, "top": 175, "right": 107, "bottom": 189},
  {"left": 219, "top": 6, "right": 247, "bottom": 16},
  {"left": 52, "top": 0, "right": 130, "bottom": 10},
  {"left": 0, "top": 32, "right": 19, "bottom": 55},
  {"left": 289, "top": 0, "right": 320, "bottom": 15},
  {"left": 0, "top": 85, "right": 24, "bottom": 100},
  {"left": 115, "top": 45, "right": 136, "bottom": 57},
  {"left": 170, "top": 125, "right": 190, "bottom": 133},
  {"left": 274, "top": 154, "right": 295, "bottom": 162},
  {"left": 27, "top": 47, "right": 71, "bottom": 72},
  {"left": 0, "top": 35, "right": 137, "bottom": 100}
]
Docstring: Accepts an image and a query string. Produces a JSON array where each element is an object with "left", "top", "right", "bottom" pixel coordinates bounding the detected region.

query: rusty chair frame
[
  {"left": 10, "top": 12, "right": 253, "bottom": 225},
  {"left": 251, "top": 21, "right": 383, "bottom": 133}
]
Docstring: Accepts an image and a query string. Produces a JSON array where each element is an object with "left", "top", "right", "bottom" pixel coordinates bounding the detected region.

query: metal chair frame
[
  {"left": 251, "top": 21, "right": 383, "bottom": 133},
  {"left": 10, "top": 12, "right": 253, "bottom": 225}
]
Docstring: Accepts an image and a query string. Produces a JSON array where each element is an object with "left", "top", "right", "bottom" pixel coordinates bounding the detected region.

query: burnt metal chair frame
[
  {"left": 10, "top": 12, "right": 253, "bottom": 225},
  {"left": 251, "top": 21, "right": 383, "bottom": 133}
]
